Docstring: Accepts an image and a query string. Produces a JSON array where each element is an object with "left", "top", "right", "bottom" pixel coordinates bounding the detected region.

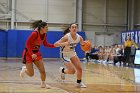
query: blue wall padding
[
  {"left": 3, "top": 30, "right": 85, "bottom": 58},
  {"left": 7, "top": 30, "right": 17, "bottom": 57},
  {"left": 16, "top": 30, "right": 32, "bottom": 57},
  {"left": 0, "top": 30, "right": 7, "bottom": 57},
  {"left": 40, "top": 31, "right": 64, "bottom": 58}
]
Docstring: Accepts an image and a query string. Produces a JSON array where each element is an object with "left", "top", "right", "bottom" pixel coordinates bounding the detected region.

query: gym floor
[{"left": 0, "top": 59, "right": 140, "bottom": 93}]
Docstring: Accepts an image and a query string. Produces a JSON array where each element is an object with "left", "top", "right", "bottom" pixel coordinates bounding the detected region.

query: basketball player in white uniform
[{"left": 54, "top": 23, "right": 87, "bottom": 88}]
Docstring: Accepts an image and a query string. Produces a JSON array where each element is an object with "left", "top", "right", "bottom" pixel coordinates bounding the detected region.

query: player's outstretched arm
[{"left": 54, "top": 35, "right": 69, "bottom": 47}]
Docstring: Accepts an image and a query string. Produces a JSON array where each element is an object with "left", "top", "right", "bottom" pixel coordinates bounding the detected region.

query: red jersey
[{"left": 26, "top": 31, "right": 55, "bottom": 55}]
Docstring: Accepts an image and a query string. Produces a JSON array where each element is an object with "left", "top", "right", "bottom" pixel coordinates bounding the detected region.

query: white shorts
[{"left": 61, "top": 51, "right": 77, "bottom": 62}]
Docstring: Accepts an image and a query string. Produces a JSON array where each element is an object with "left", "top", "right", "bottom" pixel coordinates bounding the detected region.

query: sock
[
  {"left": 77, "top": 80, "right": 81, "bottom": 83},
  {"left": 62, "top": 68, "right": 65, "bottom": 73}
]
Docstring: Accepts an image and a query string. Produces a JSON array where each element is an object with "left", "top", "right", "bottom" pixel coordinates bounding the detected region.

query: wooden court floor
[{"left": 0, "top": 59, "right": 140, "bottom": 93}]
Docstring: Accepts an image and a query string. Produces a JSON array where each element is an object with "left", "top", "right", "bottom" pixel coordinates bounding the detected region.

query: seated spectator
[
  {"left": 113, "top": 45, "right": 125, "bottom": 66},
  {"left": 98, "top": 46, "right": 104, "bottom": 62},
  {"left": 89, "top": 46, "right": 99, "bottom": 61},
  {"left": 85, "top": 50, "right": 90, "bottom": 62}
]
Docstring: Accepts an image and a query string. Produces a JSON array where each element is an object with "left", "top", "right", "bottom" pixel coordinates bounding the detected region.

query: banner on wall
[{"left": 121, "top": 30, "right": 140, "bottom": 44}]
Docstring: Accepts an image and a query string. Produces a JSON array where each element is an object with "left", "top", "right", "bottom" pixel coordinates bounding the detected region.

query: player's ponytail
[
  {"left": 31, "top": 20, "right": 47, "bottom": 31},
  {"left": 63, "top": 27, "right": 70, "bottom": 35}
]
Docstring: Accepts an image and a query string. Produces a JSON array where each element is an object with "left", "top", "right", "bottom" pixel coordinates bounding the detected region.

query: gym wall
[{"left": 0, "top": 30, "right": 85, "bottom": 58}]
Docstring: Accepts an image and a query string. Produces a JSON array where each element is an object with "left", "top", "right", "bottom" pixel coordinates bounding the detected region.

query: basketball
[{"left": 81, "top": 40, "right": 91, "bottom": 51}]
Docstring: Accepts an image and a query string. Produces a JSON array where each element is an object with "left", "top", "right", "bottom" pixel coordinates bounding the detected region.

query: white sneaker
[
  {"left": 20, "top": 66, "right": 26, "bottom": 78},
  {"left": 41, "top": 83, "right": 51, "bottom": 89},
  {"left": 60, "top": 67, "right": 65, "bottom": 80},
  {"left": 77, "top": 82, "right": 87, "bottom": 88},
  {"left": 46, "top": 84, "right": 51, "bottom": 89}
]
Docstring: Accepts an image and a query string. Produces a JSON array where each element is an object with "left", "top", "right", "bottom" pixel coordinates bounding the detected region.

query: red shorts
[{"left": 22, "top": 49, "right": 42, "bottom": 64}]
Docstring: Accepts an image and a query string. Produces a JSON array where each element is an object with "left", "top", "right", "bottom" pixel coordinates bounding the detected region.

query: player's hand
[
  {"left": 31, "top": 54, "right": 37, "bottom": 60},
  {"left": 81, "top": 40, "right": 88, "bottom": 46}
]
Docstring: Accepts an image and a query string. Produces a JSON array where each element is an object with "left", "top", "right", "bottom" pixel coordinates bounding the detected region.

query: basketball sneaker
[
  {"left": 41, "top": 82, "right": 51, "bottom": 89},
  {"left": 60, "top": 67, "right": 65, "bottom": 80},
  {"left": 77, "top": 82, "right": 87, "bottom": 88},
  {"left": 20, "top": 66, "right": 26, "bottom": 78}
]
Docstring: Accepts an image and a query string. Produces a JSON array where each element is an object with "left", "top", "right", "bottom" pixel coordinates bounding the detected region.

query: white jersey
[
  {"left": 68, "top": 33, "right": 80, "bottom": 50},
  {"left": 62, "top": 33, "right": 81, "bottom": 52},
  {"left": 60, "top": 33, "right": 81, "bottom": 62}
]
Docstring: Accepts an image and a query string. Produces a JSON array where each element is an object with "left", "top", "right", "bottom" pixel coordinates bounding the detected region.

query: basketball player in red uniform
[{"left": 20, "top": 20, "right": 68, "bottom": 89}]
